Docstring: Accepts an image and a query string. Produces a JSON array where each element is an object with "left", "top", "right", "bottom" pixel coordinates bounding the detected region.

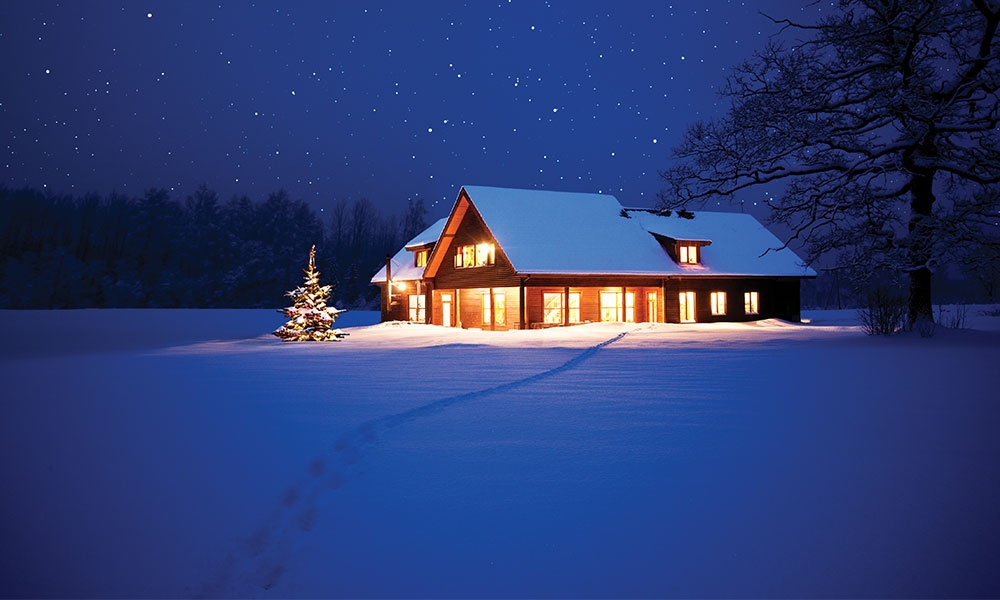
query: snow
[
  {"left": 631, "top": 210, "right": 818, "bottom": 277},
  {"left": 2, "top": 308, "right": 999, "bottom": 597},
  {"left": 384, "top": 185, "right": 814, "bottom": 278},
  {"left": 370, "top": 218, "right": 447, "bottom": 284}
]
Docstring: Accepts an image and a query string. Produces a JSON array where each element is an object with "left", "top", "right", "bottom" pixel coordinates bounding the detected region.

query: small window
[
  {"left": 744, "top": 291, "right": 759, "bottom": 315},
  {"left": 543, "top": 292, "right": 563, "bottom": 324},
  {"left": 408, "top": 294, "right": 426, "bottom": 322},
  {"left": 678, "top": 244, "right": 698, "bottom": 264},
  {"left": 710, "top": 291, "right": 727, "bottom": 315},
  {"left": 415, "top": 249, "right": 428, "bottom": 267},
  {"left": 679, "top": 291, "right": 696, "bottom": 323},
  {"left": 646, "top": 291, "right": 658, "bottom": 322},
  {"left": 568, "top": 292, "right": 581, "bottom": 324},
  {"left": 494, "top": 292, "right": 506, "bottom": 326},
  {"left": 455, "top": 243, "right": 495, "bottom": 268}
]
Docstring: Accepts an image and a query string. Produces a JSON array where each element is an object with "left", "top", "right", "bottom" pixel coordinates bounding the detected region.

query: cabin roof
[
  {"left": 372, "top": 186, "right": 816, "bottom": 283},
  {"left": 630, "top": 210, "right": 816, "bottom": 277},
  {"left": 370, "top": 217, "right": 447, "bottom": 283}
]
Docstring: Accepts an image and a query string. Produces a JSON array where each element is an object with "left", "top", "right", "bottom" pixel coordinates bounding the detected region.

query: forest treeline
[{"left": 0, "top": 185, "right": 428, "bottom": 309}]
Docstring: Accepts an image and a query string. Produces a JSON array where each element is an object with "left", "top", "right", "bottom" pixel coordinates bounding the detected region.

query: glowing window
[
  {"left": 679, "top": 291, "right": 696, "bottom": 323},
  {"left": 408, "top": 294, "right": 425, "bottom": 322},
  {"left": 744, "top": 291, "right": 759, "bottom": 315},
  {"left": 710, "top": 291, "right": 727, "bottom": 315},
  {"left": 568, "top": 292, "right": 581, "bottom": 324},
  {"left": 455, "top": 243, "right": 495, "bottom": 268},
  {"left": 600, "top": 291, "right": 635, "bottom": 322},
  {"left": 482, "top": 292, "right": 491, "bottom": 324},
  {"left": 494, "top": 292, "right": 506, "bottom": 326},
  {"left": 415, "top": 249, "right": 428, "bottom": 267},
  {"left": 647, "top": 292, "right": 658, "bottom": 322},
  {"left": 679, "top": 244, "right": 698, "bottom": 264},
  {"left": 543, "top": 292, "right": 563, "bottom": 324}
]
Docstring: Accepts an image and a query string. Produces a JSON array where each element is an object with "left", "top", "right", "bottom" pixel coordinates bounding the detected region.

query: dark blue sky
[{"left": 2, "top": 1, "right": 813, "bottom": 217}]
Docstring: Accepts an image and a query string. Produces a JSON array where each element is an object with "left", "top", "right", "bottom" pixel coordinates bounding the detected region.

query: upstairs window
[
  {"left": 678, "top": 244, "right": 699, "bottom": 264},
  {"left": 415, "top": 249, "right": 428, "bottom": 267},
  {"left": 744, "top": 291, "right": 759, "bottom": 315},
  {"left": 454, "top": 243, "right": 495, "bottom": 268}
]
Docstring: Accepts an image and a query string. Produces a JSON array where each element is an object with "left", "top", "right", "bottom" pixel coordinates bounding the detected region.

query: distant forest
[{"left": 0, "top": 185, "right": 428, "bottom": 309}]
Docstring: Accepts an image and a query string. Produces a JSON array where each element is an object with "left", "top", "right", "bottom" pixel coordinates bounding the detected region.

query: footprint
[
  {"left": 297, "top": 506, "right": 318, "bottom": 532},
  {"left": 308, "top": 458, "right": 325, "bottom": 478}
]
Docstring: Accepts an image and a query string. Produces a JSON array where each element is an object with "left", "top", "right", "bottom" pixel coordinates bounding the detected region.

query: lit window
[
  {"left": 679, "top": 291, "right": 696, "bottom": 322},
  {"left": 415, "top": 249, "right": 428, "bottom": 267},
  {"left": 744, "top": 291, "right": 759, "bottom": 315},
  {"left": 710, "top": 291, "right": 727, "bottom": 315},
  {"left": 408, "top": 294, "right": 425, "bottom": 322},
  {"left": 482, "top": 292, "right": 491, "bottom": 324},
  {"left": 568, "top": 292, "right": 581, "bottom": 324},
  {"left": 479, "top": 290, "right": 506, "bottom": 326},
  {"left": 600, "top": 291, "right": 620, "bottom": 322},
  {"left": 543, "top": 292, "right": 563, "bottom": 324},
  {"left": 678, "top": 244, "right": 698, "bottom": 264},
  {"left": 494, "top": 292, "right": 506, "bottom": 326},
  {"left": 647, "top": 292, "right": 658, "bottom": 322},
  {"left": 455, "top": 243, "right": 495, "bottom": 268}
]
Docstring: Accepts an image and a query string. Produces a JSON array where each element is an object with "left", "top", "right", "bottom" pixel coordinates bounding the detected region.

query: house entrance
[{"left": 441, "top": 293, "right": 453, "bottom": 327}]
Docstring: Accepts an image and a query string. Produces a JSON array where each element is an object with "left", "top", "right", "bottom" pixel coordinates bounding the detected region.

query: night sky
[{"left": 2, "top": 1, "right": 814, "bottom": 217}]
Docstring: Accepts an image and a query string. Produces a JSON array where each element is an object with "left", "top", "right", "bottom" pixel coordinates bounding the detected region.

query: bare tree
[{"left": 658, "top": 0, "right": 1000, "bottom": 327}]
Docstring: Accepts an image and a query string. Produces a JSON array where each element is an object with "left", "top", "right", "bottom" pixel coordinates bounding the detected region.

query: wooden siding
[
  {"left": 663, "top": 278, "right": 802, "bottom": 323},
  {"left": 432, "top": 200, "right": 521, "bottom": 290}
]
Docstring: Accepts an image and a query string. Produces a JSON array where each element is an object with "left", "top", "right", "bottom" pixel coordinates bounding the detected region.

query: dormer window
[
  {"left": 415, "top": 249, "right": 428, "bottom": 267},
  {"left": 678, "top": 244, "right": 698, "bottom": 265},
  {"left": 454, "top": 243, "right": 495, "bottom": 268}
]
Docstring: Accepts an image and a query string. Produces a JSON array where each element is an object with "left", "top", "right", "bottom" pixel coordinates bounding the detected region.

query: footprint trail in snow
[{"left": 196, "top": 329, "right": 631, "bottom": 598}]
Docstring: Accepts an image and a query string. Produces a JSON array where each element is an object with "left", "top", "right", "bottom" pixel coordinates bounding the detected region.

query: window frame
[
  {"left": 744, "top": 291, "right": 759, "bottom": 315},
  {"left": 710, "top": 291, "right": 727, "bottom": 316},
  {"left": 543, "top": 292, "right": 563, "bottom": 324},
  {"left": 679, "top": 291, "right": 696, "bottom": 323},
  {"left": 454, "top": 243, "right": 496, "bottom": 268},
  {"left": 408, "top": 294, "right": 426, "bottom": 322}
]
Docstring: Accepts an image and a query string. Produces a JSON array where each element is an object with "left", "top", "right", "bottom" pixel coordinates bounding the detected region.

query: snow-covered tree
[
  {"left": 658, "top": 0, "right": 1000, "bottom": 328},
  {"left": 273, "top": 245, "right": 348, "bottom": 341}
]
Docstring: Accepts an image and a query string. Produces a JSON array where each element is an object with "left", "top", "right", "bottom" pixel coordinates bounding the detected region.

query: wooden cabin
[{"left": 371, "top": 186, "right": 816, "bottom": 329}]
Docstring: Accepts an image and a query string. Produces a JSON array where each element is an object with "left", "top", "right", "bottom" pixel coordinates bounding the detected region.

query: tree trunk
[{"left": 908, "top": 172, "right": 936, "bottom": 327}]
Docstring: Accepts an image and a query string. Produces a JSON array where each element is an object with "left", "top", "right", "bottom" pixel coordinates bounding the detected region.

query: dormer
[
  {"left": 405, "top": 241, "right": 435, "bottom": 268},
  {"left": 650, "top": 232, "right": 712, "bottom": 266}
]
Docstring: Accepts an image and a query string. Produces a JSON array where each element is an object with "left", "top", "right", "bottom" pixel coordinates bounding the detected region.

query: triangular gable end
[{"left": 423, "top": 187, "right": 517, "bottom": 279}]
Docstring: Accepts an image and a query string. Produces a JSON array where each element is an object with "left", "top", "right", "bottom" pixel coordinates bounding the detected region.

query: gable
[
  {"left": 423, "top": 190, "right": 519, "bottom": 287},
  {"left": 377, "top": 186, "right": 816, "bottom": 284}
]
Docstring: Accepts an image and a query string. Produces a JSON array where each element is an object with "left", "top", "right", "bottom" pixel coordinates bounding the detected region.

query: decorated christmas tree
[{"left": 273, "top": 245, "right": 348, "bottom": 341}]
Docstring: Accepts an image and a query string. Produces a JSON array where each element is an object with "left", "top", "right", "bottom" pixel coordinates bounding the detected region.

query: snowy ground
[{"left": 1, "top": 308, "right": 999, "bottom": 598}]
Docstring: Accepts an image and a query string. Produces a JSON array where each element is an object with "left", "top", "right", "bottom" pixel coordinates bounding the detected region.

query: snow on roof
[
  {"left": 370, "top": 217, "right": 447, "bottom": 284},
  {"left": 629, "top": 210, "right": 817, "bottom": 277},
  {"left": 462, "top": 186, "right": 672, "bottom": 275},
  {"left": 374, "top": 187, "right": 815, "bottom": 282},
  {"left": 462, "top": 185, "right": 814, "bottom": 277}
]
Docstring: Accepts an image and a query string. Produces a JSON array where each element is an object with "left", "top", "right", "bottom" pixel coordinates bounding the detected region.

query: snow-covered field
[{"left": 2, "top": 308, "right": 999, "bottom": 598}]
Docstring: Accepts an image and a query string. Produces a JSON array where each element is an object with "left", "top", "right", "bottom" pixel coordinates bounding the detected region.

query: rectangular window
[
  {"left": 679, "top": 291, "right": 696, "bottom": 323},
  {"left": 408, "top": 294, "right": 426, "bottom": 322},
  {"left": 600, "top": 291, "right": 620, "bottom": 322},
  {"left": 494, "top": 292, "right": 506, "bottom": 326},
  {"left": 744, "top": 291, "right": 759, "bottom": 315},
  {"left": 568, "top": 292, "right": 581, "bottom": 324},
  {"left": 679, "top": 244, "right": 698, "bottom": 264},
  {"left": 543, "top": 292, "right": 563, "bottom": 324},
  {"left": 482, "top": 292, "right": 491, "bottom": 324},
  {"left": 647, "top": 292, "right": 658, "bottom": 322},
  {"left": 625, "top": 292, "right": 635, "bottom": 322},
  {"left": 455, "top": 243, "right": 495, "bottom": 268},
  {"left": 415, "top": 249, "right": 428, "bottom": 267},
  {"left": 710, "top": 291, "right": 727, "bottom": 315}
]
